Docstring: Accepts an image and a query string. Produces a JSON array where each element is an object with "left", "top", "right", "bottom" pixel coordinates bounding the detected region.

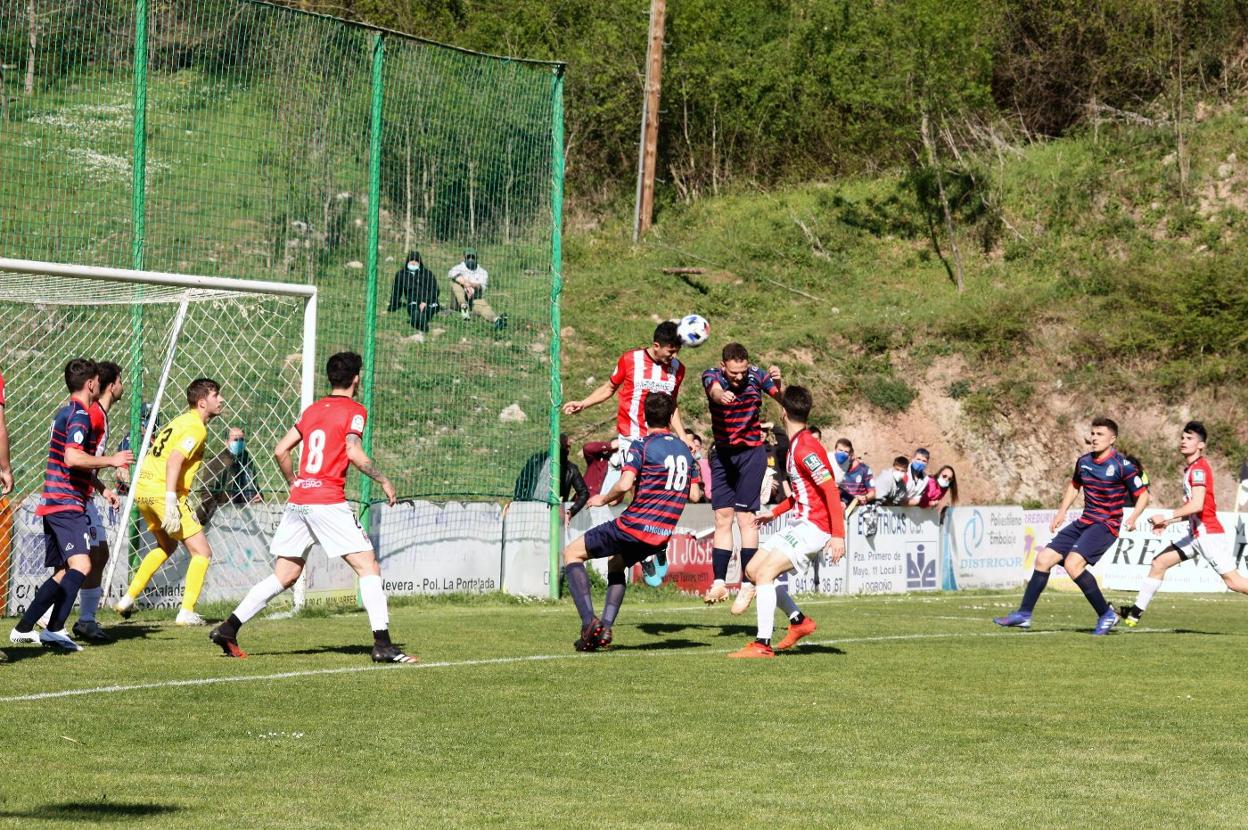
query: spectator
[
  {"left": 874, "top": 455, "right": 912, "bottom": 505},
  {"left": 919, "top": 464, "right": 959, "bottom": 510},
  {"left": 220, "top": 427, "right": 263, "bottom": 504},
  {"left": 448, "top": 247, "right": 506, "bottom": 330},
  {"left": 690, "top": 434, "right": 713, "bottom": 504},
  {"left": 581, "top": 438, "right": 618, "bottom": 496},
  {"left": 513, "top": 434, "right": 590, "bottom": 520},
  {"left": 388, "top": 250, "right": 439, "bottom": 339},
  {"left": 903, "top": 447, "right": 932, "bottom": 506},
  {"left": 834, "top": 437, "right": 875, "bottom": 507}
]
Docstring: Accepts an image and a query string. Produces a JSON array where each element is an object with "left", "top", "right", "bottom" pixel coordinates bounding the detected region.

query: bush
[{"left": 861, "top": 375, "right": 918, "bottom": 413}]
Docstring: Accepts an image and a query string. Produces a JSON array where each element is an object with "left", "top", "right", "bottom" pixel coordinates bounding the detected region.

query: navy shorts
[
  {"left": 710, "top": 444, "right": 767, "bottom": 513},
  {"left": 43, "top": 512, "right": 93, "bottom": 569},
  {"left": 1046, "top": 520, "right": 1118, "bottom": 566},
  {"left": 583, "top": 520, "right": 667, "bottom": 567}
]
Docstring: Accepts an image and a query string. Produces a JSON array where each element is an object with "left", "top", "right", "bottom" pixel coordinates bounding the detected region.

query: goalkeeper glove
[{"left": 162, "top": 492, "right": 182, "bottom": 535}]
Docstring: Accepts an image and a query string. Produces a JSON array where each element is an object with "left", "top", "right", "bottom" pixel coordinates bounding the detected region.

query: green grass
[{"left": 3, "top": 590, "right": 1247, "bottom": 828}]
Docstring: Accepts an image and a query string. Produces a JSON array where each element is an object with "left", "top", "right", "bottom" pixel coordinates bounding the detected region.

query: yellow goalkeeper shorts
[{"left": 136, "top": 494, "right": 203, "bottom": 542}]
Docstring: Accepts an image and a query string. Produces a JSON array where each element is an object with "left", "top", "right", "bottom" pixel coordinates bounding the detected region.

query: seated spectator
[
  {"left": 903, "top": 447, "right": 932, "bottom": 506},
  {"left": 919, "top": 464, "right": 959, "bottom": 509},
  {"left": 581, "top": 438, "right": 619, "bottom": 496},
  {"left": 874, "top": 456, "right": 911, "bottom": 505},
  {"left": 513, "top": 434, "right": 590, "bottom": 520},
  {"left": 388, "top": 250, "right": 439, "bottom": 337},
  {"left": 690, "top": 434, "right": 713, "bottom": 504},
  {"left": 833, "top": 438, "right": 875, "bottom": 507},
  {"left": 220, "top": 427, "right": 263, "bottom": 504},
  {"left": 449, "top": 247, "right": 506, "bottom": 330}
]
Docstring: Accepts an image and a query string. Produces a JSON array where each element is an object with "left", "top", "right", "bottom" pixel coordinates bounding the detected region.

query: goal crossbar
[{"left": 0, "top": 257, "right": 318, "bottom": 299}]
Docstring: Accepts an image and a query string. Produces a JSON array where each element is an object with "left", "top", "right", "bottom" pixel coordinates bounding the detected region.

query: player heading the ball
[{"left": 209, "top": 351, "right": 416, "bottom": 664}]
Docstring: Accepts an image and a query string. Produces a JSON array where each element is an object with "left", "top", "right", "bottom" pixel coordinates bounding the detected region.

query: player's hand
[
  {"left": 112, "top": 449, "right": 135, "bottom": 469},
  {"left": 0, "top": 467, "right": 11, "bottom": 495},
  {"left": 1049, "top": 512, "right": 1065, "bottom": 534},
  {"left": 825, "top": 536, "right": 846, "bottom": 563},
  {"left": 767, "top": 365, "right": 782, "bottom": 384},
  {"left": 562, "top": 401, "right": 584, "bottom": 415},
  {"left": 161, "top": 492, "right": 182, "bottom": 535},
  {"left": 1149, "top": 514, "right": 1168, "bottom": 534},
  {"left": 103, "top": 487, "right": 121, "bottom": 509},
  {"left": 753, "top": 512, "right": 772, "bottom": 528},
  {"left": 719, "top": 389, "right": 737, "bottom": 404},
  {"left": 381, "top": 478, "right": 397, "bottom": 506}
]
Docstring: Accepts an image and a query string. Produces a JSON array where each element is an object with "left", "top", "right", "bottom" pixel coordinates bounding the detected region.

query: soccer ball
[{"left": 676, "top": 314, "right": 710, "bottom": 348}]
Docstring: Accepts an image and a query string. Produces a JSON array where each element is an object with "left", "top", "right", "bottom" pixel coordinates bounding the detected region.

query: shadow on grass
[
  {"left": 95, "top": 623, "right": 166, "bottom": 643},
  {"left": 608, "top": 638, "right": 706, "bottom": 651},
  {"left": 779, "top": 644, "right": 846, "bottom": 656},
  {"left": 0, "top": 801, "right": 182, "bottom": 819},
  {"left": 635, "top": 622, "right": 755, "bottom": 638},
  {"left": 251, "top": 643, "right": 374, "bottom": 657}
]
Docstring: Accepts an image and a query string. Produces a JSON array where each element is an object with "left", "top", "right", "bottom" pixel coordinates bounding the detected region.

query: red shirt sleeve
[{"left": 609, "top": 352, "right": 629, "bottom": 387}]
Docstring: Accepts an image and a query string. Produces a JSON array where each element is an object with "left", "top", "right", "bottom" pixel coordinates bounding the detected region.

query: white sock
[
  {"left": 1135, "top": 576, "right": 1164, "bottom": 611},
  {"left": 78, "top": 587, "right": 103, "bottom": 622},
  {"left": 234, "top": 575, "right": 286, "bottom": 624},
  {"left": 37, "top": 606, "right": 52, "bottom": 628},
  {"left": 755, "top": 582, "right": 777, "bottom": 640},
  {"left": 359, "top": 574, "right": 389, "bottom": 632},
  {"left": 711, "top": 579, "right": 725, "bottom": 587}
]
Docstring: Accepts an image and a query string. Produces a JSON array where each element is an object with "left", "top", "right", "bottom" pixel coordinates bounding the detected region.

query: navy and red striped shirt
[
  {"left": 1072, "top": 449, "right": 1146, "bottom": 535},
  {"left": 37, "top": 398, "right": 95, "bottom": 516},
  {"left": 702, "top": 365, "right": 781, "bottom": 447},
  {"left": 839, "top": 460, "right": 875, "bottom": 506},
  {"left": 616, "top": 431, "right": 700, "bottom": 546}
]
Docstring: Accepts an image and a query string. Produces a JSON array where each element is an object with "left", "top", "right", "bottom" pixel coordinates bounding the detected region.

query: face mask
[
  {"left": 834, "top": 451, "right": 849, "bottom": 466},
  {"left": 893, "top": 469, "right": 905, "bottom": 483},
  {"left": 465, "top": 258, "right": 477, "bottom": 270},
  {"left": 229, "top": 439, "right": 244, "bottom": 456},
  {"left": 938, "top": 475, "right": 951, "bottom": 488},
  {"left": 406, "top": 262, "right": 419, "bottom": 272},
  {"left": 911, "top": 460, "right": 927, "bottom": 475}
]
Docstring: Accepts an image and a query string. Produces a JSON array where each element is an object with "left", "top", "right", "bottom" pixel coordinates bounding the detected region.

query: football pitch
[{"left": 2, "top": 590, "right": 1245, "bottom": 829}]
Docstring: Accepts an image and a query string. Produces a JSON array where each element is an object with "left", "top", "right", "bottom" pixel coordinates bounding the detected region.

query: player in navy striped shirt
[
  {"left": 9, "top": 359, "right": 132, "bottom": 651},
  {"left": 701, "top": 343, "right": 783, "bottom": 613},
  {"left": 995, "top": 417, "right": 1148, "bottom": 635},
  {"left": 561, "top": 393, "right": 700, "bottom": 651}
]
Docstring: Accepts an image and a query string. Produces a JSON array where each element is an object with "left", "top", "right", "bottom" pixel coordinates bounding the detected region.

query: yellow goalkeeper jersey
[{"left": 136, "top": 410, "right": 208, "bottom": 497}]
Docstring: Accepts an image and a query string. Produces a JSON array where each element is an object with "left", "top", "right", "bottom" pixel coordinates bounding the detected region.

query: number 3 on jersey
[
  {"left": 304, "top": 429, "right": 326, "bottom": 474},
  {"left": 663, "top": 455, "right": 688, "bottom": 491}
]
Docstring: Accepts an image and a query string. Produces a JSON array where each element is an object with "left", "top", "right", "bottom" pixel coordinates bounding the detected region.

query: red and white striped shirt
[
  {"left": 785, "top": 428, "right": 841, "bottom": 535},
  {"left": 609, "top": 349, "right": 685, "bottom": 441}
]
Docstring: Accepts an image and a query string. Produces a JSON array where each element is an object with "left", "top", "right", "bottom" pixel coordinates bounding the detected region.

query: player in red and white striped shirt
[
  {"left": 729, "top": 385, "right": 845, "bottom": 658},
  {"left": 1120, "top": 420, "right": 1248, "bottom": 626}
]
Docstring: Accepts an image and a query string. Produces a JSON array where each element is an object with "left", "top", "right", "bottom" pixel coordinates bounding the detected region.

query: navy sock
[
  {"left": 776, "top": 573, "right": 802, "bottom": 619},
  {"left": 48, "top": 570, "right": 86, "bottom": 631},
  {"left": 711, "top": 547, "right": 731, "bottom": 582},
  {"left": 1019, "top": 570, "right": 1050, "bottom": 614},
  {"left": 1073, "top": 570, "right": 1110, "bottom": 616},
  {"left": 564, "top": 562, "right": 595, "bottom": 626},
  {"left": 602, "top": 571, "right": 626, "bottom": 627},
  {"left": 17, "top": 577, "right": 62, "bottom": 632},
  {"left": 739, "top": 548, "right": 758, "bottom": 582}
]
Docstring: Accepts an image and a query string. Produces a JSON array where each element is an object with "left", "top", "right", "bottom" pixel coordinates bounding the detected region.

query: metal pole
[
  {"left": 359, "top": 32, "right": 385, "bottom": 527},
  {"left": 548, "top": 67, "right": 566, "bottom": 600}
]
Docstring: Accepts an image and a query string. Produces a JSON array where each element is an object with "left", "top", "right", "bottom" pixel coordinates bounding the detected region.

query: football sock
[
  {"left": 1135, "top": 576, "right": 1164, "bottom": 611},
  {"left": 776, "top": 573, "right": 802, "bottom": 619},
  {"left": 1072, "top": 570, "right": 1110, "bottom": 616},
  {"left": 216, "top": 614, "right": 243, "bottom": 640},
  {"left": 373, "top": 629, "right": 392, "bottom": 647},
  {"left": 739, "top": 547, "right": 757, "bottom": 578},
  {"left": 755, "top": 581, "right": 777, "bottom": 641},
  {"left": 127, "top": 550, "right": 169, "bottom": 600},
  {"left": 602, "top": 571, "right": 626, "bottom": 627},
  {"left": 78, "top": 586, "right": 103, "bottom": 623},
  {"left": 181, "top": 555, "right": 211, "bottom": 612},
  {"left": 711, "top": 547, "right": 732, "bottom": 582},
  {"left": 358, "top": 574, "right": 390, "bottom": 632},
  {"left": 1018, "top": 570, "right": 1050, "bottom": 614},
  {"left": 48, "top": 569, "right": 86, "bottom": 632},
  {"left": 234, "top": 575, "right": 286, "bottom": 624},
  {"left": 564, "top": 562, "right": 594, "bottom": 625},
  {"left": 16, "top": 577, "right": 62, "bottom": 633}
]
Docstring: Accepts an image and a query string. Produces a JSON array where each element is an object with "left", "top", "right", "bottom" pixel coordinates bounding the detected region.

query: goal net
[{"left": 0, "top": 257, "right": 316, "bottom": 616}]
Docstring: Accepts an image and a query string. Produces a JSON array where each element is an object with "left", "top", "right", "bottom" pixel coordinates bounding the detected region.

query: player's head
[
  {"left": 464, "top": 247, "right": 478, "bottom": 270},
  {"left": 935, "top": 465, "right": 959, "bottom": 504},
  {"left": 780, "top": 385, "right": 812, "bottom": 426},
  {"left": 96, "top": 360, "right": 123, "bottom": 400},
  {"left": 406, "top": 250, "right": 422, "bottom": 270},
  {"left": 720, "top": 342, "right": 749, "bottom": 384},
  {"left": 651, "top": 321, "right": 681, "bottom": 363},
  {"left": 1181, "top": 420, "right": 1208, "bottom": 456},
  {"left": 834, "top": 437, "right": 853, "bottom": 465},
  {"left": 187, "top": 378, "right": 224, "bottom": 418},
  {"left": 64, "top": 358, "right": 99, "bottom": 396},
  {"left": 1089, "top": 416, "right": 1118, "bottom": 452},
  {"left": 327, "top": 351, "right": 363, "bottom": 394},
  {"left": 644, "top": 392, "right": 676, "bottom": 430}
]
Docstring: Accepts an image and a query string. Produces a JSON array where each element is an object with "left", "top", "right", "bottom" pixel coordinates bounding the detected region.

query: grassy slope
[
  {"left": 561, "top": 106, "right": 1248, "bottom": 502},
  {"left": 2, "top": 591, "right": 1247, "bottom": 828}
]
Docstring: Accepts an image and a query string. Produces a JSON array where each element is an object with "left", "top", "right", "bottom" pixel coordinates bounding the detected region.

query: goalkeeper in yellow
[{"left": 114, "top": 378, "right": 226, "bottom": 625}]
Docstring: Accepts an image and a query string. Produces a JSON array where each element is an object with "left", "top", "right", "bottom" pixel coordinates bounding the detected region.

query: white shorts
[
  {"left": 762, "top": 520, "right": 832, "bottom": 573},
  {"left": 269, "top": 502, "right": 372, "bottom": 559},
  {"left": 1174, "top": 532, "right": 1236, "bottom": 575},
  {"left": 85, "top": 499, "right": 107, "bottom": 547}
]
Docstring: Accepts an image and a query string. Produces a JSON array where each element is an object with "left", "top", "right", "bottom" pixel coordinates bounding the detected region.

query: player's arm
[
  {"left": 669, "top": 406, "right": 693, "bottom": 448},
  {"left": 705, "top": 378, "right": 735, "bottom": 405},
  {"left": 64, "top": 445, "right": 132, "bottom": 471},
  {"left": 562, "top": 378, "right": 618, "bottom": 415},
  {"left": 816, "top": 478, "right": 847, "bottom": 561},
  {"left": 1151, "top": 488, "right": 1205, "bottom": 531},
  {"left": 0, "top": 401, "right": 11, "bottom": 494},
  {"left": 590, "top": 469, "right": 635, "bottom": 508},
  {"left": 1049, "top": 481, "right": 1081, "bottom": 533},
  {"left": 345, "top": 433, "right": 396, "bottom": 506},
  {"left": 766, "top": 365, "right": 783, "bottom": 395},
  {"left": 274, "top": 427, "right": 302, "bottom": 485}
]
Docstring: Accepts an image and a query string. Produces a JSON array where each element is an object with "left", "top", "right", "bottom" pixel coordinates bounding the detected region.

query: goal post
[{"left": 0, "top": 257, "right": 316, "bottom": 616}]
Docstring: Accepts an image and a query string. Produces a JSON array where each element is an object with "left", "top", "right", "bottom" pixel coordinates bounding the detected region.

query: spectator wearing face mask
[
  {"left": 833, "top": 438, "right": 875, "bottom": 507},
  {"left": 903, "top": 447, "right": 932, "bottom": 506},
  {"left": 389, "top": 250, "right": 440, "bottom": 338},
  {"left": 449, "top": 247, "right": 506, "bottom": 330},
  {"left": 919, "top": 464, "right": 958, "bottom": 509},
  {"left": 874, "top": 456, "right": 911, "bottom": 505},
  {"left": 690, "top": 434, "right": 713, "bottom": 504}
]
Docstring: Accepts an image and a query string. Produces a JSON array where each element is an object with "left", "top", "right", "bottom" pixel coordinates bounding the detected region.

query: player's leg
[
  {"left": 728, "top": 546, "right": 794, "bottom": 658},
  {"left": 729, "top": 446, "right": 767, "bottom": 614},
  {"left": 995, "top": 522, "right": 1083, "bottom": 626},
  {"left": 730, "top": 510, "right": 761, "bottom": 615},
  {"left": 1120, "top": 544, "right": 1183, "bottom": 626},
  {"left": 12, "top": 515, "right": 93, "bottom": 650},
  {"left": 73, "top": 501, "right": 113, "bottom": 643},
  {"left": 597, "top": 554, "right": 628, "bottom": 647},
  {"left": 562, "top": 532, "right": 603, "bottom": 648},
  {"left": 1064, "top": 524, "right": 1119, "bottom": 633},
  {"left": 340, "top": 548, "right": 415, "bottom": 663},
  {"left": 211, "top": 556, "right": 304, "bottom": 659},
  {"left": 773, "top": 570, "right": 817, "bottom": 651},
  {"left": 175, "top": 529, "right": 214, "bottom": 625},
  {"left": 1192, "top": 533, "right": 1248, "bottom": 596},
  {"left": 705, "top": 505, "right": 735, "bottom": 604},
  {"left": 115, "top": 499, "right": 178, "bottom": 617}
]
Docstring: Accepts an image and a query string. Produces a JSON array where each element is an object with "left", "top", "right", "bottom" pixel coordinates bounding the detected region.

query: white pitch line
[{"left": 0, "top": 627, "right": 1178, "bottom": 704}]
